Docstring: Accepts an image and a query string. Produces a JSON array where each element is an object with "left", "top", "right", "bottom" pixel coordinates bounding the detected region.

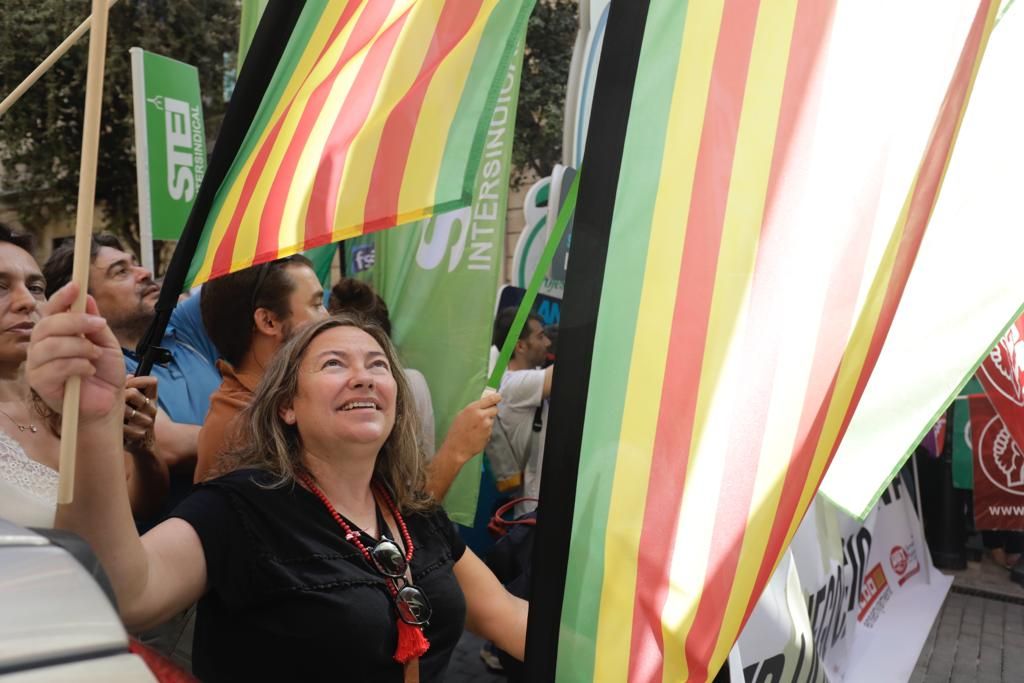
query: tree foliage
[
  {"left": 513, "top": 0, "right": 578, "bottom": 188},
  {"left": 0, "top": 0, "right": 238, "bottom": 257}
]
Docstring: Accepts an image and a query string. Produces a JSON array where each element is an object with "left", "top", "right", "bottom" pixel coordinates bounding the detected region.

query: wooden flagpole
[
  {"left": 57, "top": 0, "right": 112, "bottom": 505},
  {"left": 0, "top": 0, "right": 119, "bottom": 117}
]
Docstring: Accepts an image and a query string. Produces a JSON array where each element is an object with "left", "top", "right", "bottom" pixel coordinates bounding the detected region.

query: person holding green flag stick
[
  {"left": 488, "top": 172, "right": 578, "bottom": 391},
  {"left": 481, "top": 172, "right": 578, "bottom": 508}
]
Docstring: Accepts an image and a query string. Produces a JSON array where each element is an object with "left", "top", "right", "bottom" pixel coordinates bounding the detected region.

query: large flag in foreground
[
  {"left": 820, "top": 0, "right": 1024, "bottom": 518},
  {"left": 531, "top": 1, "right": 1001, "bottom": 681},
  {"left": 182, "top": 0, "right": 532, "bottom": 287}
]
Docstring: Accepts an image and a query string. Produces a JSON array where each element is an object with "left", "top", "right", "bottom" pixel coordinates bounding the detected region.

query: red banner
[
  {"left": 969, "top": 395, "right": 1024, "bottom": 530},
  {"left": 977, "top": 315, "right": 1024, "bottom": 450}
]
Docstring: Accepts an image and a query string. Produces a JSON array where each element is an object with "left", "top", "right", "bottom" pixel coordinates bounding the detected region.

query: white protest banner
[{"left": 737, "top": 477, "right": 951, "bottom": 682}]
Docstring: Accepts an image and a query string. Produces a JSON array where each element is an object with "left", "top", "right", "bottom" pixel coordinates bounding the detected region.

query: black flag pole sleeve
[
  {"left": 134, "top": 0, "right": 306, "bottom": 375},
  {"left": 523, "top": 1, "right": 652, "bottom": 680}
]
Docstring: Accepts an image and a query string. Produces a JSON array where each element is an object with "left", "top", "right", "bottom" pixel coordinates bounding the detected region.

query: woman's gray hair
[{"left": 216, "top": 313, "right": 432, "bottom": 512}]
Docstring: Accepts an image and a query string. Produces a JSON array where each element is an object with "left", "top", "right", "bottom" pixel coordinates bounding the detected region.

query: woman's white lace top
[{"left": 0, "top": 429, "right": 57, "bottom": 527}]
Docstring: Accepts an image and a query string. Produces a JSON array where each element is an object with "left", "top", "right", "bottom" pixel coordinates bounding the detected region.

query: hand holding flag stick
[{"left": 57, "top": 0, "right": 112, "bottom": 505}]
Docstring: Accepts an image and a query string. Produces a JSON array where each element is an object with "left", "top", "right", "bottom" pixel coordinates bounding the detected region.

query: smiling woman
[
  {"left": 221, "top": 317, "right": 428, "bottom": 515},
  {"left": 31, "top": 307, "right": 529, "bottom": 683}
]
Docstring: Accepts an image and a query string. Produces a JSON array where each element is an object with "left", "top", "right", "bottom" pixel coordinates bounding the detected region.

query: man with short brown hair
[
  {"left": 195, "top": 255, "right": 327, "bottom": 481},
  {"left": 44, "top": 235, "right": 221, "bottom": 510}
]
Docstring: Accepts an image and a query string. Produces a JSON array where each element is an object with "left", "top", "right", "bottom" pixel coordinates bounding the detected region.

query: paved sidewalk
[{"left": 912, "top": 590, "right": 1024, "bottom": 683}]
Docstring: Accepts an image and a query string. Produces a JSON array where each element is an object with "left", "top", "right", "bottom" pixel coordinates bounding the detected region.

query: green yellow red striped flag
[
  {"left": 184, "top": 0, "right": 533, "bottom": 287},
  {"left": 543, "top": 0, "right": 1001, "bottom": 681},
  {"left": 821, "top": 0, "right": 1024, "bottom": 519}
]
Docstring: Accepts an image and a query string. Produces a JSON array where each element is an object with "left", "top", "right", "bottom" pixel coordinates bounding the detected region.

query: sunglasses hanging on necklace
[{"left": 299, "top": 473, "right": 431, "bottom": 663}]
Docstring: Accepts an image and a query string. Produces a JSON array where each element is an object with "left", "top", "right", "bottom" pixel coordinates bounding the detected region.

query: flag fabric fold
[
  {"left": 183, "top": 0, "right": 533, "bottom": 287},
  {"left": 820, "top": 0, "right": 1024, "bottom": 518},
  {"left": 549, "top": 1, "right": 1000, "bottom": 681}
]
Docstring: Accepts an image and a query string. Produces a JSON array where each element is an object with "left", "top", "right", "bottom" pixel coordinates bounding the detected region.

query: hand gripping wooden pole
[
  {"left": 57, "top": 0, "right": 111, "bottom": 505},
  {"left": 0, "top": 0, "right": 119, "bottom": 117}
]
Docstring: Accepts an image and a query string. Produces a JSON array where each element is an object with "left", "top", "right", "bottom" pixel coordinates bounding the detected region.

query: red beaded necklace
[
  {"left": 299, "top": 473, "right": 414, "bottom": 561},
  {"left": 298, "top": 473, "right": 429, "bottom": 664}
]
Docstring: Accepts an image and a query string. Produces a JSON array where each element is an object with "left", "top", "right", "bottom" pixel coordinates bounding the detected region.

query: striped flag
[
  {"left": 543, "top": 1, "right": 1000, "bottom": 681},
  {"left": 234, "top": 0, "right": 338, "bottom": 285},
  {"left": 820, "top": 0, "right": 1024, "bottom": 518},
  {"left": 184, "top": 0, "right": 532, "bottom": 287}
]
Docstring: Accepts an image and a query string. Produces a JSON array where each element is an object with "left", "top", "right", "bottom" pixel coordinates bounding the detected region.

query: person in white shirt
[{"left": 486, "top": 308, "right": 553, "bottom": 515}]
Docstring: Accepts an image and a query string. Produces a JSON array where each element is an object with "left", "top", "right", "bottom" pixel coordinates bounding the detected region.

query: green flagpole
[{"left": 487, "top": 171, "right": 580, "bottom": 391}]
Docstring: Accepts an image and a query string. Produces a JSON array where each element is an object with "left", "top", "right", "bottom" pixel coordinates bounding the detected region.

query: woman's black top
[{"left": 171, "top": 468, "right": 467, "bottom": 682}]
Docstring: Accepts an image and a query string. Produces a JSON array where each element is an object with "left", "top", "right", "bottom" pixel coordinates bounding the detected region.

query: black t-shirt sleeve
[
  {"left": 430, "top": 506, "right": 466, "bottom": 564},
  {"left": 170, "top": 484, "right": 253, "bottom": 606}
]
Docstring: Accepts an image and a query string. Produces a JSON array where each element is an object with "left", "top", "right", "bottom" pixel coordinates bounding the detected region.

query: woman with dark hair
[
  {"left": 0, "top": 224, "right": 165, "bottom": 526},
  {"left": 29, "top": 282, "right": 526, "bottom": 682}
]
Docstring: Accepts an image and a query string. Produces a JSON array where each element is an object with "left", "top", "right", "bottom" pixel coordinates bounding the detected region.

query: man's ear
[
  {"left": 254, "top": 308, "right": 284, "bottom": 338},
  {"left": 513, "top": 338, "right": 527, "bottom": 358}
]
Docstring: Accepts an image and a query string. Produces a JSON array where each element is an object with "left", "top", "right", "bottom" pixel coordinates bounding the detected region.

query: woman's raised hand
[{"left": 26, "top": 282, "right": 126, "bottom": 423}]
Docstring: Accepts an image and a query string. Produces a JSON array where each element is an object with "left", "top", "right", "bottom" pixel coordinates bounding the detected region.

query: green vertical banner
[
  {"left": 308, "top": 244, "right": 337, "bottom": 286},
  {"left": 952, "top": 400, "right": 974, "bottom": 489},
  {"left": 238, "top": 0, "right": 270, "bottom": 68},
  {"left": 347, "top": 39, "right": 525, "bottom": 525},
  {"left": 953, "top": 376, "right": 985, "bottom": 489},
  {"left": 130, "top": 48, "right": 207, "bottom": 272}
]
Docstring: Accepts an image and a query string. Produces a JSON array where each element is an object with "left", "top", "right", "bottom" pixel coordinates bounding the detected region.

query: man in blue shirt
[{"left": 43, "top": 235, "right": 221, "bottom": 485}]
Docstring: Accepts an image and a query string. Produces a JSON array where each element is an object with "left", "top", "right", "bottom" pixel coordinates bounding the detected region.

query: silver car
[{"left": 0, "top": 519, "right": 155, "bottom": 681}]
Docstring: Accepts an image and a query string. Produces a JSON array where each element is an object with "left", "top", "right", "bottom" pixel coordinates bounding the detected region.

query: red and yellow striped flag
[
  {"left": 553, "top": 0, "right": 999, "bottom": 681},
  {"left": 184, "top": 0, "right": 532, "bottom": 287}
]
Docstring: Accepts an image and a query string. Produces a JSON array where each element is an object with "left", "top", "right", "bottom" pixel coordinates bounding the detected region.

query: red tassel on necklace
[{"left": 394, "top": 619, "right": 430, "bottom": 663}]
